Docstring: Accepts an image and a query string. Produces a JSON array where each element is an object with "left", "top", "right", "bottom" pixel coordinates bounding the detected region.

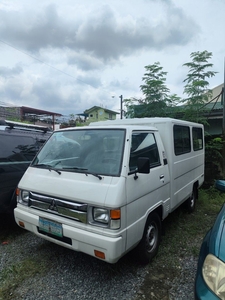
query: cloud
[
  {"left": 0, "top": 65, "right": 23, "bottom": 78},
  {"left": 67, "top": 52, "right": 104, "bottom": 71},
  {"left": 75, "top": 74, "right": 102, "bottom": 88},
  {"left": 1, "top": 0, "right": 220, "bottom": 118},
  {"left": 0, "top": 2, "right": 198, "bottom": 67}
]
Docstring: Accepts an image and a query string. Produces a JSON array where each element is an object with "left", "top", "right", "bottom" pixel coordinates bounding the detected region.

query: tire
[
  {"left": 136, "top": 213, "right": 162, "bottom": 264},
  {"left": 186, "top": 186, "right": 197, "bottom": 213}
]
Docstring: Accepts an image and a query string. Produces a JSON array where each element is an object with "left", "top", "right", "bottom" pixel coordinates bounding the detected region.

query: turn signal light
[
  {"left": 18, "top": 221, "right": 25, "bottom": 228},
  {"left": 16, "top": 188, "right": 20, "bottom": 196},
  {"left": 110, "top": 209, "right": 120, "bottom": 219},
  {"left": 94, "top": 250, "right": 105, "bottom": 260}
]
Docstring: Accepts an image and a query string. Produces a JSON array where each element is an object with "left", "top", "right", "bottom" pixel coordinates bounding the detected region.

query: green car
[{"left": 195, "top": 203, "right": 225, "bottom": 299}]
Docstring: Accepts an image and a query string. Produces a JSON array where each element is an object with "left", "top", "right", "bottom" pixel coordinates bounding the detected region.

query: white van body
[{"left": 14, "top": 118, "right": 204, "bottom": 263}]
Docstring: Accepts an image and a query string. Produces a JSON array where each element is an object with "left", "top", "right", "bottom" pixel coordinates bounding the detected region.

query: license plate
[{"left": 39, "top": 217, "right": 63, "bottom": 237}]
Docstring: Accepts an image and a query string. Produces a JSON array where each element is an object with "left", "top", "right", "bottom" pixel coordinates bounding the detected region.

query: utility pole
[{"left": 119, "top": 95, "right": 123, "bottom": 119}]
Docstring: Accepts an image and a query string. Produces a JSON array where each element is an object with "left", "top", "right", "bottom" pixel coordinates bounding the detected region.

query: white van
[{"left": 14, "top": 118, "right": 204, "bottom": 263}]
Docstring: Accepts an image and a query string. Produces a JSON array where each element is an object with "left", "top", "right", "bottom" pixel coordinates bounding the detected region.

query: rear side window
[
  {"left": 192, "top": 127, "right": 203, "bottom": 151},
  {"left": 174, "top": 125, "right": 191, "bottom": 155},
  {"left": 129, "top": 132, "right": 160, "bottom": 171}
]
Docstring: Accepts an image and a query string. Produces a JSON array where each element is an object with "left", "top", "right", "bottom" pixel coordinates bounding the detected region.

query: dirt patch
[{"left": 136, "top": 267, "right": 179, "bottom": 299}]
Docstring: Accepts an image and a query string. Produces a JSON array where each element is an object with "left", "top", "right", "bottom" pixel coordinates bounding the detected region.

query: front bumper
[{"left": 14, "top": 206, "right": 124, "bottom": 263}]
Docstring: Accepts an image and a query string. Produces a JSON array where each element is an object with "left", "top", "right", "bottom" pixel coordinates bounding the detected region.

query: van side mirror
[
  {"left": 137, "top": 157, "right": 150, "bottom": 174},
  {"left": 128, "top": 157, "right": 150, "bottom": 179}
]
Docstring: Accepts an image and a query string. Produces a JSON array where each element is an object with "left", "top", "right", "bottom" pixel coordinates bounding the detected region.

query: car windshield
[{"left": 32, "top": 128, "right": 125, "bottom": 177}]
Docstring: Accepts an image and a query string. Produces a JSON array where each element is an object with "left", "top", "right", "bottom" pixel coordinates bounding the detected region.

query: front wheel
[{"left": 136, "top": 213, "right": 161, "bottom": 264}]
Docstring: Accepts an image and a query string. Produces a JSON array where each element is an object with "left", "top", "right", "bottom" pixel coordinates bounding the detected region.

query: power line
[
  {"left": 0, "top": 39, "right": 97, "bottom": 88},
  {"left": 0, "top": 40, "right": 123, "bottom": 114}
]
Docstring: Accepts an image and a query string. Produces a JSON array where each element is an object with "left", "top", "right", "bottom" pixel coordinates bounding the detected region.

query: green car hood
[{"left": 209, "top": 204, "right": 225, "bottom": 261}]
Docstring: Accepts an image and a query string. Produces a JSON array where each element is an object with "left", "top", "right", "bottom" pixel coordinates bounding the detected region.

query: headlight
[
  {"left": 93, "top": 208, "right": 109, "bottom": 224},
  {"left": 17, "top": 189, "right": 29, "bottom": 206},
  {"left": 202, "top": 254, "right": 225, "bottom": 299},
  {"left": 92, "top": 208, "right": 121, "bottom": 229}
]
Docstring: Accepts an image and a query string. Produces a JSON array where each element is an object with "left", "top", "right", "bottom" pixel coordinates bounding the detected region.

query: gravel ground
[{"left": 0, "top": 215, "right": 198, "bottom": 300}]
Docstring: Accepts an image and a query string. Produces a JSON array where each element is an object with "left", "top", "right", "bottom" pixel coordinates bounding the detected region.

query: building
[
  {"left": 0, "top": 106, "right": 62, "bottom": 130},
  {"left": 204, "top": 83, "right": 224, "bottom": 135},
  {"left": 84, "top": 106, "right": 119, "bottom": 123}
]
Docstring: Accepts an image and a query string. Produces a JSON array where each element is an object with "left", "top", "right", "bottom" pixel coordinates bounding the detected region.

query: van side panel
[
  {"left": 146, "top": 121, "right": 204, "bottom": 211},
  {"left": 172, "top": 151, "right": 204, "bottom": 209}
]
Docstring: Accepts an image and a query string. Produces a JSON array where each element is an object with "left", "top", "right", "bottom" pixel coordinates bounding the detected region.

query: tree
[
  {"left": 124, "top": 62, "right": 181, "bottom": 118},
  {"left": 69, "top": 113, "right": 76, "bottom": 126},
  {"left": 139, "top": 62, "right": 170, "bottom": 117},
  {"left": 182, "top": 50, "right": 217, "bottom": 123},
  {"left": 123, "top": 97, "right": 138, "bottom": 118}
]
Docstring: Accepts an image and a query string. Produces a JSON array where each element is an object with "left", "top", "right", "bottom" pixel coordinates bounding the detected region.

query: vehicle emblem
[{"left": 49, "top": 199, "right": 58, "bottom": 212}]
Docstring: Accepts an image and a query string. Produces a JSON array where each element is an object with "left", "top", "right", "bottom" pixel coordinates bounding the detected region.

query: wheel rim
[
  {"left": 145, "top": 222, "right": 158, "bottom": 253},
  {"left": 190, "top": 191, "right": 195, "bottom": 208}
]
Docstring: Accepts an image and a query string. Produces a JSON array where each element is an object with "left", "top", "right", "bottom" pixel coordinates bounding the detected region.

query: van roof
[
  {"left": 0, "top": 120, "right": 52, "bottom": 133},
  {"left": 89, "top": 117, "right": 203, "bottom": 127},
  {"left": 56, "top": 124, "right": 158, "bottom": 132}
]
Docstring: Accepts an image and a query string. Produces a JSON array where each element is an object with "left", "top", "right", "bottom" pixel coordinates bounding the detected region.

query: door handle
[{"left": 159, "top": 175, "right": 164, "bottom": 180}]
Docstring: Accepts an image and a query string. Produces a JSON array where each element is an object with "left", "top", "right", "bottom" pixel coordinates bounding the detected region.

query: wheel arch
[
  {"left": 193, "top": 181, "right": 199, "bottom": 199},
  {"left": 147, "top": 205, "right": 163, "bottom": 223}
]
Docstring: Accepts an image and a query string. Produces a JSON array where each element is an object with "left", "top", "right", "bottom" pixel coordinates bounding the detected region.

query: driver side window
[{"left": 129, "top": 132, "right": 161, "bottom": 171}]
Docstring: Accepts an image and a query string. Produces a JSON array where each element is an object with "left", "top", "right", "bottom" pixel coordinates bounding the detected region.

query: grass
[
  {"left": 155, "top": 187, "right": 225, "bottom": 266},
  {"left": 0, "top": 258, "right": 49, "bottom": 300}
]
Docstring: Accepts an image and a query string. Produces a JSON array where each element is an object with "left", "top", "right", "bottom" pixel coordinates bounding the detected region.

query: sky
[{"left": 0, "top": 0, "right": 224, "bottom": 119}]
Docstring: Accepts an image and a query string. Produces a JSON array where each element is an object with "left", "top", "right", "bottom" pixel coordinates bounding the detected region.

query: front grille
[{"left": 29, "top": 192, "right": 87, "bottom": 223}]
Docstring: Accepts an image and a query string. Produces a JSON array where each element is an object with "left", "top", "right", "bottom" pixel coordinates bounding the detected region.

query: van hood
[{"left": 18, "top": 166, "right": 126, "bottom": 208}]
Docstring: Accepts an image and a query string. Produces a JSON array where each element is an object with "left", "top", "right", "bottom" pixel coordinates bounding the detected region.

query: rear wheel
[
  {"left": 186, "top": 186, "right": 197, "bottom": 213},
  {"left": 136, "top": 213, "right": 161, "bottom": 264}
]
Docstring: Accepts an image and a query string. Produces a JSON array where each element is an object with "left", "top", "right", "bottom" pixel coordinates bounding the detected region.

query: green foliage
[
  {"left": 124, "top": 50, "right": 217, "bottom": 123},
  {"left": 124, "top": 62, "right": 182, "bottom": 118},
  {"left": 123, "top": 97, "right": 138, "bottom": 118},
  {"left": 204, "top": 136, "right": 224, "bottom": 186},
  {"left": 182, "top": 50, "right": 217, "bottom": 123},
  {"left": 6, "top": 117, "right": 31, "bottom": 124},
  {"left": 125, "top": 63, "right": 167, "bottom": 117},
  {"left": 140, "top": 62, "right": 170, "bottom": 103},
  {"left": 205, "top": 137, "right": 223, "bottom": 157}
]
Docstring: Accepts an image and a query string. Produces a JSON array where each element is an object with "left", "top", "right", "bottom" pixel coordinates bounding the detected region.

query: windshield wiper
[
  {"left": 49, "top": 168, "right": 61, "bottom": 175},
  {"left": 33, "top": 163, "right": 51, "bottom": 168},
  {"left": 32, "top": 163, "right": 61, "bottom": 175},
  {"left": 85, "top": 172, "right": 102, "bottom": 180},
  {"left": 33, "top": 164, "right": 101, "bottom": 179},
  {"left": 62, "top": 167, "right": 88, "bottom": 171},
  {"left": 62, "top": 166, "right": 102, "bottom": 180}
]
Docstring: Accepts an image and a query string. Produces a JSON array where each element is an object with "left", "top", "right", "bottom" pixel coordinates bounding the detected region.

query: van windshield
[{"left": 32, "top": 128, "right": 125, "bottom": 177}]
